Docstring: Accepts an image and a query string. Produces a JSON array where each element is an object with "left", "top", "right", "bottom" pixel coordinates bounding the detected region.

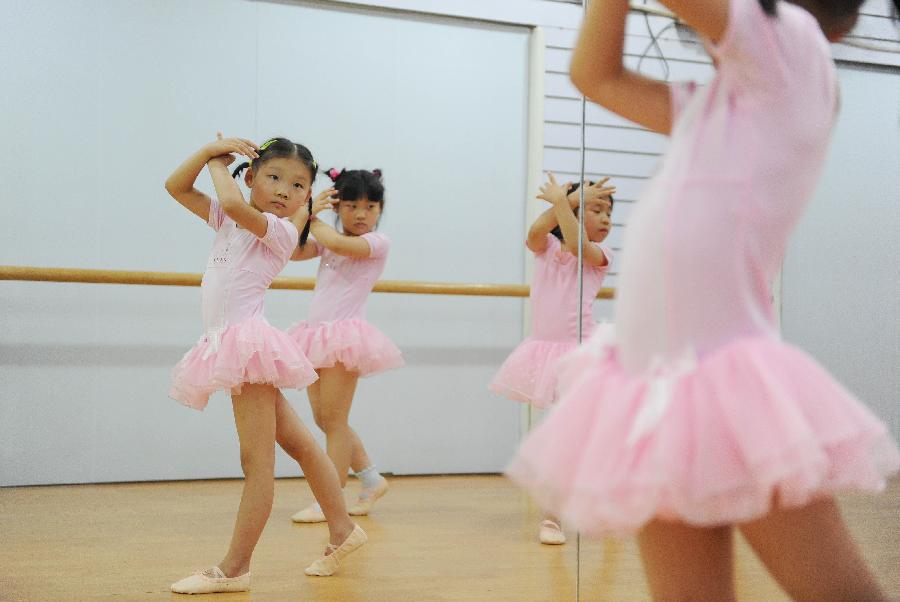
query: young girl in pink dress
[
  {"left": 508, "top": 0, "right": 900, "bottom": 599},
  {"left": 491, "top": 177, "right": 615, "bottom": 545},
  {"left": 165, "top": 136, "right": 366, "bottom": 594},
  {"left": 287, "top": 168, "right": 404, "bottom": 524}
]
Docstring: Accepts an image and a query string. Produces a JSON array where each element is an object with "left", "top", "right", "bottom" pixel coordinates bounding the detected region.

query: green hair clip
[{"left": 250, "top": 138, "right": 279, "bottom": 166}]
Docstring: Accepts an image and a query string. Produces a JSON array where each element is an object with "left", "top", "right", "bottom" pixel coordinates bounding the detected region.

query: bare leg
[
  {"left": 274, "top": 392, "right": 355, "bottom": 547},
  {"left": 739, "top": 496, "right": 888, "bottom": 602},
  {"left": 637, "top": 519, "right": 736, "bottom": 602},
  {"left": 308, "top": 364, "right": 370, "bottom": 488},
  {"left": 217, "top": 384, "right": 278, "bottom": 578},
  {"left": 308, "top": 375, "right": 372, "bottom": 475}
]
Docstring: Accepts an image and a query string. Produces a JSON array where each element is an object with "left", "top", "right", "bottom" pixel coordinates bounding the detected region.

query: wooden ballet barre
[{"left": 0, "top": 265, "right": 615, "bottom": 299}]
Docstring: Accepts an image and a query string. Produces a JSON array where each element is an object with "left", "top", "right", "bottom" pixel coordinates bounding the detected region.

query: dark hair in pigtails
[
  {"left": 330, "top": 169, "right": 385, "bottom": 204},
  {"left": 231, "top": 162, "right": 251, "bottom": 179},
  {"left": 324, "top": 167, "right": 344, "bottom": 183},
  {"left": 323, "top": 168, "right": 387, "bottom": 231},
  {"left": 551, "top": 181, "right": 615, "bottom": 241},
  {"left": 230, "top": 137, "right": 319, "bottom": 183},
  {"left": 298, "top": 197, "right": 314, "bottom": 247}
]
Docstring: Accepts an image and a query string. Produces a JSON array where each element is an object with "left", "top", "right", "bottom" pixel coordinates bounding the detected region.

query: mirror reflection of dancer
[
  {"left": 288, "top": 168, "right": 403, "bottom": 524},
  {"left": 491, "top": 175, "right": 615, "bottom": 545},
  {"left": 509, "top": 0, "right": 900, "bottom": 599},
  {"left": 165, "top": 137, "right": 367, "bottom": 594}
]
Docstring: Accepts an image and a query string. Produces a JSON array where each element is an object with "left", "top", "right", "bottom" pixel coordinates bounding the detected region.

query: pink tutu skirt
[
  {"left": 287, "top": 319, "right": 404, "bottom": 377},
  {"left": 170, "top": 317, "right": 318, "bottom": 411},
  {"left": 490, "top": 338, "right": 577, "bottom": 408},
  {"left": 507, "top": 330, "right": 900, "bottom": 538}
]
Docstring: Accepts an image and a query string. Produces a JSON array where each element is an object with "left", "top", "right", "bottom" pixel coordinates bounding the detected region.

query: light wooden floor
[{"left": 1, "top": 475, "right": 898, "bottom": 601}]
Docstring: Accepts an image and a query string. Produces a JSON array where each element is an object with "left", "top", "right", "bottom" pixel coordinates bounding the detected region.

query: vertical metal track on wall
[{"left": 575, "top": 1, "right": 588, "bottom": 599}]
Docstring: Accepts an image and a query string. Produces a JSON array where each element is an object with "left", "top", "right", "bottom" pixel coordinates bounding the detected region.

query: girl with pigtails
[
  {"left": 492, "top": 176, "right": 616, "bottom": 545},
  {"left": 287, "top": 167, "right": 403, "bottom": 524},
  {"left": 164, "top": 135, "right": 367, "bottom": 594}
]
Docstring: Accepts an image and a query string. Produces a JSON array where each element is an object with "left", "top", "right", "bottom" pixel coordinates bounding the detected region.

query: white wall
[
  {"left": 0, "top": 0, "right": 530, "bottom": 486},
  {"left": 782, "top": 63, "right": 900, "bottom": 440},
  {"left": 2, "top": 0, "right": 897, "bottom": 486}
]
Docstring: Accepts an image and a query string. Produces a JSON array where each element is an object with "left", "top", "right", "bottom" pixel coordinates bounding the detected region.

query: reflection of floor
[
  {"left": 578, "top": 476, "right": 900, "bottom": 601},
  {"left": 1, "top": 475, "right": 897, "bottom": 601}
]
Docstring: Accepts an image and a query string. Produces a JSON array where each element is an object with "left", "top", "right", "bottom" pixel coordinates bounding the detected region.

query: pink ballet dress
[
  {"left": 287, "top": 231, "right": 403, "bottom": 377},
  {"left": 508, "top": 0, "right": 900, "bottom": 537},
  {"left": 490, "top": 234, "right": 611, "bottom": 408},
  {"left": 170, "top": 199, "right": 319, "bottom": 410}
]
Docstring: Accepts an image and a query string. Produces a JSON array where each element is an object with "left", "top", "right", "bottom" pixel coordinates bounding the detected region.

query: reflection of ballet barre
[{"left": 0, "top": 266, "right": 616, "bottom": 299}]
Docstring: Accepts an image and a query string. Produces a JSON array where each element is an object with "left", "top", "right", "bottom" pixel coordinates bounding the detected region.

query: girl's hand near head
[
  {"left": 568, "top": 177, "right": 616, "bottom": 211},
  {"left": 204, "top": 132, "right": 259, "bottom": 164},
  {"left": 207, "top": 153, "right": 235, "bottom": 168},
  {"left": 165, "top": 132, "right": 260, "bottom": 222},
  {"left": 311, "top": 187, "right": 339, "bottom": 217},
  {"left": 538, "top": 173, "right": 572, "bottom": 206},
  {"left": 527, "top": 173, "right": 571, "bottom": 253},
  {"left": 166, "top": 133, "right": 248, "bottom": 221},
  {"left": 545, "top": 172, "right": 608, "bottom": 267},
  {"left": 204, "top": 132, "right": 269, "bottom": 238},
  {"left": 306, "top": 187, "right": 372, "bottom": 259}
]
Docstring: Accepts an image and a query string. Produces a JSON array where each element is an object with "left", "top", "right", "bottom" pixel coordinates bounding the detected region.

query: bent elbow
[
  {"left": 570, "top": 62, "right": 621, "bottom": 103},
  {"left": 164, "top": 178, "right": 178, "bottom": 197},
  {"left": 570, "top": 60, "right": 607, "bottom": 95},
  {"left": 569, "top": 66, "right": 595, "bottom": 97}
]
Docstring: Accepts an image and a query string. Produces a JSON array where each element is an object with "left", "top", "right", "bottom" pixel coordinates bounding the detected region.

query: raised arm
[
  {"left": 164, "top": 135, "right": 258, "bottom": 222},
  {"left": 569, "top": 1, "right": 711, "bottom": 135},
  {"left": 305, "top": 190, "right": 372, "bottom": 259},
  {"left": 539, "top": 174, "right": 609, "bottom": 268},
  {"left": 526, "top": 207, "right": 560, "bottom": 254},
  {"left": 570, "top": 1, "right": 730, "bottom": 134},
  {"left": 206, "top": 157, "right": 269, "bottom": 239},
  {"left": 308, "top": 220, "right": 372, "bottom": 259}
]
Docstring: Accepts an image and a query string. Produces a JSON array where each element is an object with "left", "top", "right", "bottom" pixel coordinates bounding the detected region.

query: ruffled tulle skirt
[
  {"left": 287, "top": 319, "right": 404, "bottom": 377},
  {"left": 170, "top": 317, "right": 318, "bottom": 411},
  {"left": 507, "top": 328, "right": 900, "bottom": 537},
  {"left": 490, "top": 337, "right": 577, "bottom": 408}
]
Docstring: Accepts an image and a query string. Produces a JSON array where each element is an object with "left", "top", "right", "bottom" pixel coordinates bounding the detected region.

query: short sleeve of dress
[
  {"left": 207, "top": 198, "right": 226, "bottom": 231},
  {"left": 361, "top": 232, "right": 390, "bottom": 259},
  {"left": 534, "top": 233, "right": 561, "bottom": 256},
  {"left": 707, "top": 0, "right": 801, "bottom": 92},
  {"left": 597, "top": 245, "right": 613, "bottom": 268},
  {"left": 260, "top": 214, "right": 300, "bottom": 260}
]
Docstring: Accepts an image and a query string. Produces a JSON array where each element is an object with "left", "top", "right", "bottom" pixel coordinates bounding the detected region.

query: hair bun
[{"left": 372, "top": 168, "right": 383, "bottom": 179}]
